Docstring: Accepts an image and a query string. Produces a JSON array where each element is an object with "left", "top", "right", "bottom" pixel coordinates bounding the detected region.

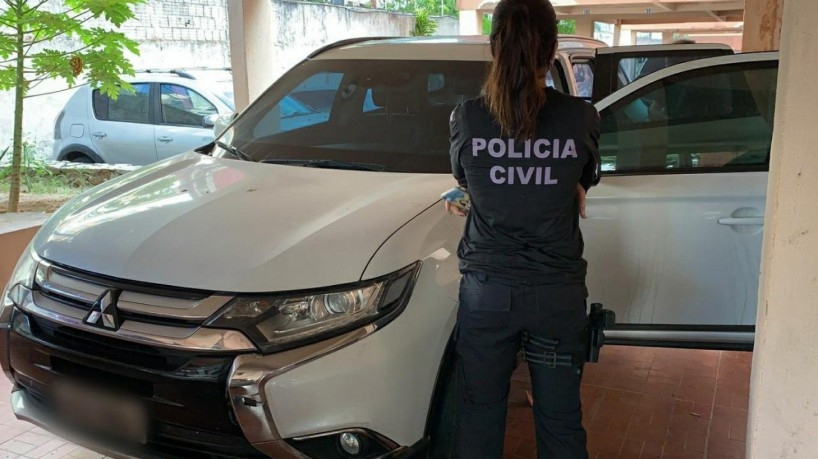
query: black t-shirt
[{"left": 450, "top": 89, "right": 601, "bottom": 284}]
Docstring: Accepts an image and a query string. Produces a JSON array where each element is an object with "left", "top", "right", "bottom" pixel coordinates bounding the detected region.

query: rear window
[
  {"left": 92, "top": 84, "right": 150, "bottom": 123},
  {"left": 219, "top": 59, "right": 490, "bottom": 173}
]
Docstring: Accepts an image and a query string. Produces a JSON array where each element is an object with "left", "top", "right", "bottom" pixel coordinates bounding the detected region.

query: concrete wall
[
  {"left": 742, "top": 0, "right": 783, "bottom": 52},
  {"left": 269, "top": 1, "right": 458, "bottom": 81},
  {"left": 0, "top": 223, "right": 42, "bottom": 291},
  {"left": 747, "top": 1, "right": 818, "bottom": 457}
]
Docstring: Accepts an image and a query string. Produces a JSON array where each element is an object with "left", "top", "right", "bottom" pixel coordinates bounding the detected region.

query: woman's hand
[
  {"left": 444, "top": 201, "right": 468, "bottom": 217},
  {"left": 576, "top": 184, "right": 587, "bottom": 219}
]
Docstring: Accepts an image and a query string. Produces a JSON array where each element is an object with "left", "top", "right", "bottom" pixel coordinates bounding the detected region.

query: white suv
[
  {"left": 2, "top": 37, "right": 774, "bottom": 458},
  {"left": 53, "top": 70, "right": 235, "bottom": 165}
]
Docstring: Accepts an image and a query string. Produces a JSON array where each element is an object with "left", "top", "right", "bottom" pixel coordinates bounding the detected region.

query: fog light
[{"left": 339, "top": 432, "right": 361, "bottom": 456}]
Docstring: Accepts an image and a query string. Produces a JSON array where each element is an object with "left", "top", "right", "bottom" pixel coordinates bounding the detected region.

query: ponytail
[{"left": 484, "top": 0, "right": 558, "bottom": 140}]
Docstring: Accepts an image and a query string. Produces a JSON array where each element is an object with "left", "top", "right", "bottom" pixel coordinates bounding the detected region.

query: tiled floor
[
  {"left": 0, "top": 346, "right": 751, "bottom": 459},
  {"left": 505, "top": 346, "right": 752, "bottom": 459}
]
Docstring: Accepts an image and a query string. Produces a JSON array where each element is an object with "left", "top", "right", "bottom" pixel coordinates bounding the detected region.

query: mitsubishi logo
[{"left": 84, "top": 289, "right": 122, "bottom": 330}]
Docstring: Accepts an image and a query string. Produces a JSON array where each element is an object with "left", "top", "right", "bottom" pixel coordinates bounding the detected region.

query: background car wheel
[
  {"left": 67, "top": 153, "right": 95, "bottom": 163},
  {"left": 425, "top": 338, "right": 457, "bottom": 459}
]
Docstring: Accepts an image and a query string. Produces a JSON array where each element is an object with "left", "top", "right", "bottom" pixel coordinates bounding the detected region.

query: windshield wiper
[
  {"left": 260, "top": 159, "right": 385, "bottom": 172},
  {"left": 216, "top": 141, "right": 253, "bottom": 162}
]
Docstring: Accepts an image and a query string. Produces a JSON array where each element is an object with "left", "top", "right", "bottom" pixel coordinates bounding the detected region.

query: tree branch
[
  {"left": 24, "top": 12, "right": 93, "bottom": 50},
  {"left": 24, "top": 83, "right": 86, "bottom": 99}
]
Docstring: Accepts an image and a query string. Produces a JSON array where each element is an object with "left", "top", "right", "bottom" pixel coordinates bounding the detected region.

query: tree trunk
[{"left": 6, "top": 3, "right": 25, "bottom": 213}]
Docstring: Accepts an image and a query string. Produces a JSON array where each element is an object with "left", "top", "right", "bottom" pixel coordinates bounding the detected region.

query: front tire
[{"left": 425, "top": 338, "right": 457, "bottom": 459}]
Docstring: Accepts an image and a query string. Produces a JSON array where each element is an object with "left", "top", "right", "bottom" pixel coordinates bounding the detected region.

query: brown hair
[{"left": 484, "top": 0, "right": 558, "bottom": 139}]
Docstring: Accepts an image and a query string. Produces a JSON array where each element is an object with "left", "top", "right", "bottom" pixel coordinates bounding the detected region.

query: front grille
[
  {"left": 31, "top": 315, "right": 172, "bottom": 371},
  {"left": 35, "top": 260, "right": 232, "bottom": 327},
  {"left": 11, "top": 312, "right": 265, "bottom": 459}
]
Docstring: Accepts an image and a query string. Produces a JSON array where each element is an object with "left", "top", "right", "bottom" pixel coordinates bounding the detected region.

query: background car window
[
  {"left": 92, "top": 84, "right": 150, "bottom": 123},
  {"left": 160, "top": 84, "right": 218, "bottom": 127},
  {"left": 222, "top": 60, "right": 488, "bottom": 173},
  {"left": 599, "top": 62, "right": 778, "bottom": 173},
  {"left": 573, "top": 62, "right": 593, "bottom": 100}
]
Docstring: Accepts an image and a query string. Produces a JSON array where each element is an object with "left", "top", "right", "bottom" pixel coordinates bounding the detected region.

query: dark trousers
[{"left": 453, "top": 272, "right": 589, "bottom": 459}]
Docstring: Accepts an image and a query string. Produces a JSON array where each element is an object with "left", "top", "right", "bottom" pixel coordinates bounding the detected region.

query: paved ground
[{"left": 0, "top": 345, "right": 750, "bottom": 458}]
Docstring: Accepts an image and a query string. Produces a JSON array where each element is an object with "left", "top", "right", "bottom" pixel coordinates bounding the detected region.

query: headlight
[
  {"left": 206, "top": 262, "right": 421, "bottom": 353},
  {"left": 1, "top": 246, "right": 40, "bottom": 322}
]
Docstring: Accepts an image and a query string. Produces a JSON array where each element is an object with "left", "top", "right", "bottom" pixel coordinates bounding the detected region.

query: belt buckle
[{"left": 543, "top": 351, "right": 558, "bottom": 368}]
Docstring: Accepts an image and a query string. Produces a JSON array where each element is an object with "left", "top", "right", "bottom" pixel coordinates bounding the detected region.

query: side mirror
[
  {"left": 203, "top": 114, "right": 219, "bottom": 128},
  {"left": 213, "top": 112, "right": 237, "bottom": 136}
]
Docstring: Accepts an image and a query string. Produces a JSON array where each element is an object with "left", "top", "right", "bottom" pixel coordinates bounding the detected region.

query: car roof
[
  {"left": 595, "top": 51, "right": 779, "bottom": 110},
  {"left": 595, "top": 43, "right": 733, "bottom": 55},
  {"left": 311, "top": 35, "right": 606, "bottom": 61}
]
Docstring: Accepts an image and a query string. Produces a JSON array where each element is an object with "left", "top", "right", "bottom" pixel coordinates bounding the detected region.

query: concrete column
[
  {"left": 662, "top": 31, "right": 673, "bottom": 43},
  {"left": 613, "top": 23, "right": 622, "bottom": 46},
  {"left": 747, "top": 1, "right": 818, "bottom": 458},
  {"left": 459, "top": 10, "right": 482, "bottom": 35},
  {"left": 227, "top": 0, "right": 276, "bottom": 111},
  {"left": 574, "top": 17, "right": 595, "bottom": 38},
  {"left": 742, "top": 0, "right": 783, "bottom": 51},
  {"left": 630, "top": 30, "right": 639, "bottom": 45}
]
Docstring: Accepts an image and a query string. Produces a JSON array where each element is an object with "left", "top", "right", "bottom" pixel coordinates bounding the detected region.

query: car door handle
[
  {"left": 92, "top": 132, "right": 107, "bottom": 139},
  {"left": 157, "top": 136, "right": 173, "bottom": 143},
  {"left": 718, "top": 217, "right": 764, "bottom": 226}
]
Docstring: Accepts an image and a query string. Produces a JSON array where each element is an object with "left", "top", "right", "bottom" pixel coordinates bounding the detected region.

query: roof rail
[
  {"left": 134, "top": 67, "right": 232, "bottom": 79},
  {"left": 306, "top": 37, "right": 394, "bottom": 59}
]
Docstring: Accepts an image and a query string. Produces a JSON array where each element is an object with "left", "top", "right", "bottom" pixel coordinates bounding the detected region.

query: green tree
[
  {"left": 558, "top": 20, "right": 576, "bottom": 35},
  {"left": 483, "top": 18, "right": 578, "bottom": 36},
  {"left": 411, "top": 8, "right": 438, "bottom": 36},
  {"left": 385, "top": 0, "right": 458, "bottom": 17},
  {"left": 0, "top": 0, "right": 142, "bottom": 213}
]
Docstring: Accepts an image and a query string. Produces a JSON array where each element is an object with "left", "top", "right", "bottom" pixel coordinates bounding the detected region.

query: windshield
[{"left": 217, "top": 59, "right": 490, "bottom": 173}]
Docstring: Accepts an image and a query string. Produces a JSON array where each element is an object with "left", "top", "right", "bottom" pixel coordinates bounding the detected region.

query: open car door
[{"left": 591, "top": 43, "right": 734, "bottom": 103}]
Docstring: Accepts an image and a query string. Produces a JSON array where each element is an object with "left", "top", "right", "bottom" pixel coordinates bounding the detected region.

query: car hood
[{"left": 34, "top": 153, "right": 452, "bottom": 292}]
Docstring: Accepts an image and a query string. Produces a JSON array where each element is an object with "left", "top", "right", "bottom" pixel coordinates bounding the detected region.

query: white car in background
[
  {"left": 53, "top": 70, "right": 235, "bottom": 165},
  {"left": 2, "top": 37, "right": 774, "bottom": 458}
]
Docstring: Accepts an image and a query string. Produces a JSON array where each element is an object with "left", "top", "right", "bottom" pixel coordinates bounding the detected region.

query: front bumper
[
  {"left": 6, "top": 309, "right": 433, "bottom": 459},
  {"left": 3, "top": 260, "right": 453, "bottom": 458}
]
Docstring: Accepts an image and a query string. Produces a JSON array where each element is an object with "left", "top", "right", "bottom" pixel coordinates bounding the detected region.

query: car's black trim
[
  {"left": 604, "top": 324, "right": 755, "bottom": 351},
  {"left": 56, "top": 144, "right": 104, "bottom": 163},
  {"left": 601, "top": 164, "right": 769, "bottom": 177},
  {"left": 605, "top": 337, "right": 753, "bottom": 352},
  {"left": 610, "top": 324, "right": 754, "bottom": 332}
]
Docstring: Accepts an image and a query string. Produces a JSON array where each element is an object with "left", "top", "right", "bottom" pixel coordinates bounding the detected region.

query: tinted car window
[
  {"left": 160, "top": 84, "right": 218, "bottom": 127},
  {"left": 219, "top": 59, "right": 489, "bottom": 173},
  {"left": 573, "top": 62, "right": 593, "bottom": 100},
  {"left": 92, "top": 83, "right": 150, "bottom": 123},
  {"left": 598, "top": 62, "right": 778, "bottom": 174}
]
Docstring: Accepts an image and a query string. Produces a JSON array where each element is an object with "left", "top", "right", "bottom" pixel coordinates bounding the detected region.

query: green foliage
[
  {"left": 480, "top": 17, "right": 579, "bottom": 37},
  {"left": 558, "top": 20, "right": 576, "bottom": 35},
  {"left": 0, "top": 0, "right": 142, "bottom": 212},
  {"left": 411, "top": 9, "right": 438, "bottom": 37},
  {"left": 383, "top": 0, "right": 458, "bottom": 17},
  {"left": 0, "top": 142, "right": 95, "bottom": 196}
]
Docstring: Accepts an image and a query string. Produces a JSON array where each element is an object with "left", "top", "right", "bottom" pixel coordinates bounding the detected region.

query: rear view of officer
[{"left": 446, "top": 0, "right": 601, "bottom": 457}]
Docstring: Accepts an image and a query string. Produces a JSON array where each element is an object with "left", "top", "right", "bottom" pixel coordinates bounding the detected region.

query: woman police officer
[{"left": 445, "top": 0, "right": 601, "bottom": 457}]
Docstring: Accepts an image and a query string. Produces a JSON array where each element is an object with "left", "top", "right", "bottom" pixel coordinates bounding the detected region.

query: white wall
[
  {"left": 747, "top": 0, "right": 818, "bottom": 457},
  {"left": 269, "top": 1, "right": 457, "bottom": 81}
]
